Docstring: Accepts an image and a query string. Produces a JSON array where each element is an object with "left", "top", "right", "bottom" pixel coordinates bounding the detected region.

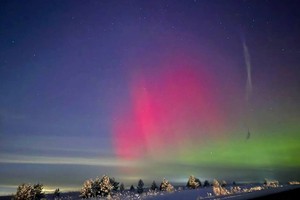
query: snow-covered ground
[
  {"left": 145, "top": 185, "right": 300, "bottom": 200},
  {"left": 1, "top": 184, "right": 299, "bottom": 200}
]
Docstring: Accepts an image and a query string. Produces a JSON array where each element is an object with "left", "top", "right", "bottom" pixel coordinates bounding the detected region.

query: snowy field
[
  {"left": 1, "top": 184, "right": 299, "bottom": 200},
  {"left": 144, "top": 185, "right": 300, "bottom": 200}
]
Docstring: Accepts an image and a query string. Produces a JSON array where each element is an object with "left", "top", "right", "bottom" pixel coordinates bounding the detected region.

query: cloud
[
  {"left": 242, "top": 38, "right": 253, "bottom": 101},
  {"left": 0, "top": 153, "right": 135, "bottom": 167}
]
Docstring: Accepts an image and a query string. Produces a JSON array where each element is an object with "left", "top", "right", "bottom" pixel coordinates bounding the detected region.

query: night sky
[{"left": 1, "top": 0, "right": 300, "bottom": 195}]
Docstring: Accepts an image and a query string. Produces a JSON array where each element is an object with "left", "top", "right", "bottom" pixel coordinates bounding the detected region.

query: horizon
[
  {"left": 0, "top": 176, "right": 293, "bottom": 196},
  {"left": 1, "top": 0, "right": 299, "bottom": 197}
]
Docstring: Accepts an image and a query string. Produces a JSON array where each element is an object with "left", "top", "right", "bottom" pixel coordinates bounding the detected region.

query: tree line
[{"left": 12, "top": 175, "right": 227, "bottom": 199}]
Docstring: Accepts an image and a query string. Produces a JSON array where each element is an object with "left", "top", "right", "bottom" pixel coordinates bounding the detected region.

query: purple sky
[{"left": 0, "top": 0, "right": 300, "bottom": 195}]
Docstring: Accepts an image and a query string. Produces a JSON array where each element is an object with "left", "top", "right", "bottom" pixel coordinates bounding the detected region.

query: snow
[
  {"left": 1, "top": 184, "right": 299, "bottom": 200},
  {"left": 145, "top": 185, "right": 300, "bottom": 200}
]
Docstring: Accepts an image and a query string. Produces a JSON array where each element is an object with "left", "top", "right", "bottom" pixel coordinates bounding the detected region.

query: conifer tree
[
  {"left": 129, "top": 185, "right": 135, "bottom": 193},
  {"left": 151, "top": 181, "right": 158, "bottom": 191},
  {"left": 212, "top": 179, "right": 230, "bottom": 196},
  {"left": 14, "top": 183, "right": 45, "bottom": 200},
  {"left": 99, "top": 175, "right": 114, "bottom": 197},
  {"left": 160, "top": 178, "right": 174, "bottom": 192},
  {"left": 80, "top": 179, "right": 94, "bottom": 198},
  {"left": 109, "top": 177, "right": 119, "bottom": 191},
  {"left": 54, "top": 188, "right": 60, "bottom": 199},
  {"left": 137, "top": 179, "right": 144, "bottom": 194},
  {"left": 221, "top": 180, "right": 227, "bottom": 187},
  {"left": 80, "top": 175, "right": 115, "bottom": 198},
  {"left": 203, "top": 180, "right": 210, "bottom": 187},
  {"left": 120, "top": 183, "right": 125, "bottom": 193},
  {"left": 33, "top": 184, "right": 45, "bottom": 200},
  {"left": 186, "top": 175, "right": 201, "bottom": 189},
  {"left": 92, "top": 178, "right": 101, "bottom": 197}
]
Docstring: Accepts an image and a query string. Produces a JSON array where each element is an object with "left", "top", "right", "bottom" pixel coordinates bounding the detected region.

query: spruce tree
[
  {"left": 80, "top": 179, "right": 94, "bottom": 198},
  {"left": 80, "top": 176, "right": 116, "bottom": 198},
  {"left": 160, "top": 178, "right": 174, "bottom": 192},
  {"left": 186, "top": 175, "right": 201, "bottom": 189},
  {"left": 137, "top": 179, "right": 144, "bottom": 194},
  {"left": 54, "top": 188, "right": 60, "bottom": 199},
  {"left": 195, "top": 178, "right": 202, "bottom": 187},
  {"left": 151, "top": 181, "right": 158, "bottom": 191},
  {"left": 221, "top": 180, "right": 227, "bottom": 187},
  {"left": 14, "top": 183, "right": 45, "bottom": 200},
  {"left": 120, "top": 183, "right": 125, "bottom": 193},
  {"left": 110, "top": 177, "right": 119, "bottom": 191},
  {"left": 92, "top": 178, "right": 101, "bottom": 197},
  {"left": 203, "top": 180, "right": 210, "bottom": 187},
  {"left": 129, "top": 185, "right": 135, "bottom": 192},
  {"left": 33, "top": 183, "right": 45, "bottom": 200},
  {"left": 99, "top": 175, "right": 113, "bottom": 197}
]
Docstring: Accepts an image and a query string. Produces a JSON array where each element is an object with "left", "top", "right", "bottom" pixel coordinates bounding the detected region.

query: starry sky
[{"left": 1, "top": 0, "right": 300, "bottom": 195}]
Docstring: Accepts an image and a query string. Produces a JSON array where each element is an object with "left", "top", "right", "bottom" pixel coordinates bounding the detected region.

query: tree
[
  {"left": 14, "top": 183, "right": 45, "bottom": 200},
  {"left": 160, "top": 178, "right": 174, "bottom": 192},
  {"left": 203, "top": 180, "right": 210, "bottom": 187},
  {"left": 151, "top": 181, "right": 158, "bottom": 191},
  {"left": 80, "top": 175, "right": 115, "bottom": 198},
  {"left": 195, "top": 178, "right": 201, "bottom": 187},
  {"left": 212, "top": 179, "right": 230, "bottom": 196},
  {"left": 129, "top": 185, "right": 135, "bottom": 192},
  {"left": 119, "top": 183, "right": 125, "bottom": 193},
  {"left": 92, "top": 178, "right": 101, "bottom": 197},
  {"left": 80, "top": 179, "right": 94, "bottom": 198},
  {"left": 54, "top": 188, "right": 60, "bottom": 199},
  {"left": 99, "top": 175, "right": 114, "bottom": 197},
  {"left": 109, "top": 177, "right": 119, "bottom": 191},
  {"left": 221, "top": 180, "right": 227, "bottom": 187},
  {"left": 33, "top": 184, "right": 45, "bottom": 200},
  {"left": 14, "top": 184, "right": 33, "bottom": 200},
  {"left": 186, "top": 175, "right": 201, "bottom": 189},
  {"left": 137, "top": 179, "right": 144, "bottom": 194}
]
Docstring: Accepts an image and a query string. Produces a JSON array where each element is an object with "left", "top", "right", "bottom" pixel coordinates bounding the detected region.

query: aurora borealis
[
  {"left": 1, "top": 0, "right": 300, "bottom": 195},
  {"left": 113, "top": 55, "right": 225, "bottom": 159}
]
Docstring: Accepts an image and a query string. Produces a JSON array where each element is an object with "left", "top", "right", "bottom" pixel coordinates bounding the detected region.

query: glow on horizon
[{"left": 0, "top": 154, "right": 137, "bottom": 167}]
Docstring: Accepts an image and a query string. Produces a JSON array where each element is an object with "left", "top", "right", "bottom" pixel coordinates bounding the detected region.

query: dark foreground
[{"left": 251, "top": 187, "right": 300, "bottom": 199}]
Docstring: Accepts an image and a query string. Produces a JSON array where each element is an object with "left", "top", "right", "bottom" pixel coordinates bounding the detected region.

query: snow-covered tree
[
  {"left": 137, "top": 179, "right": 144, "bottom": 194},
  {"left": 80, "top": 179, "right": 94, "bottom": 198},
  {"left": 159, "top": 178, "right": 174, "bottom": 192},
  {"left": 264, "top": 179, "right": 279, "bottom": 187},
  {"left": 14, "top": 184, "right": 33, "bottom": 200},
  {"left": 99, "top": 175, "right": 114, "bottom": 197},
  {"left": 80, "top": 175, "right": 115, "bottom": 198},
  {"left": 14, "top": 183, "right": 45, "bottom": 200},
  {"left": 212, "top": 179, "right": 230, "bottom": 196},
  {"left": 186, "top": 175, "right": 201, "bottom": 189}
]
